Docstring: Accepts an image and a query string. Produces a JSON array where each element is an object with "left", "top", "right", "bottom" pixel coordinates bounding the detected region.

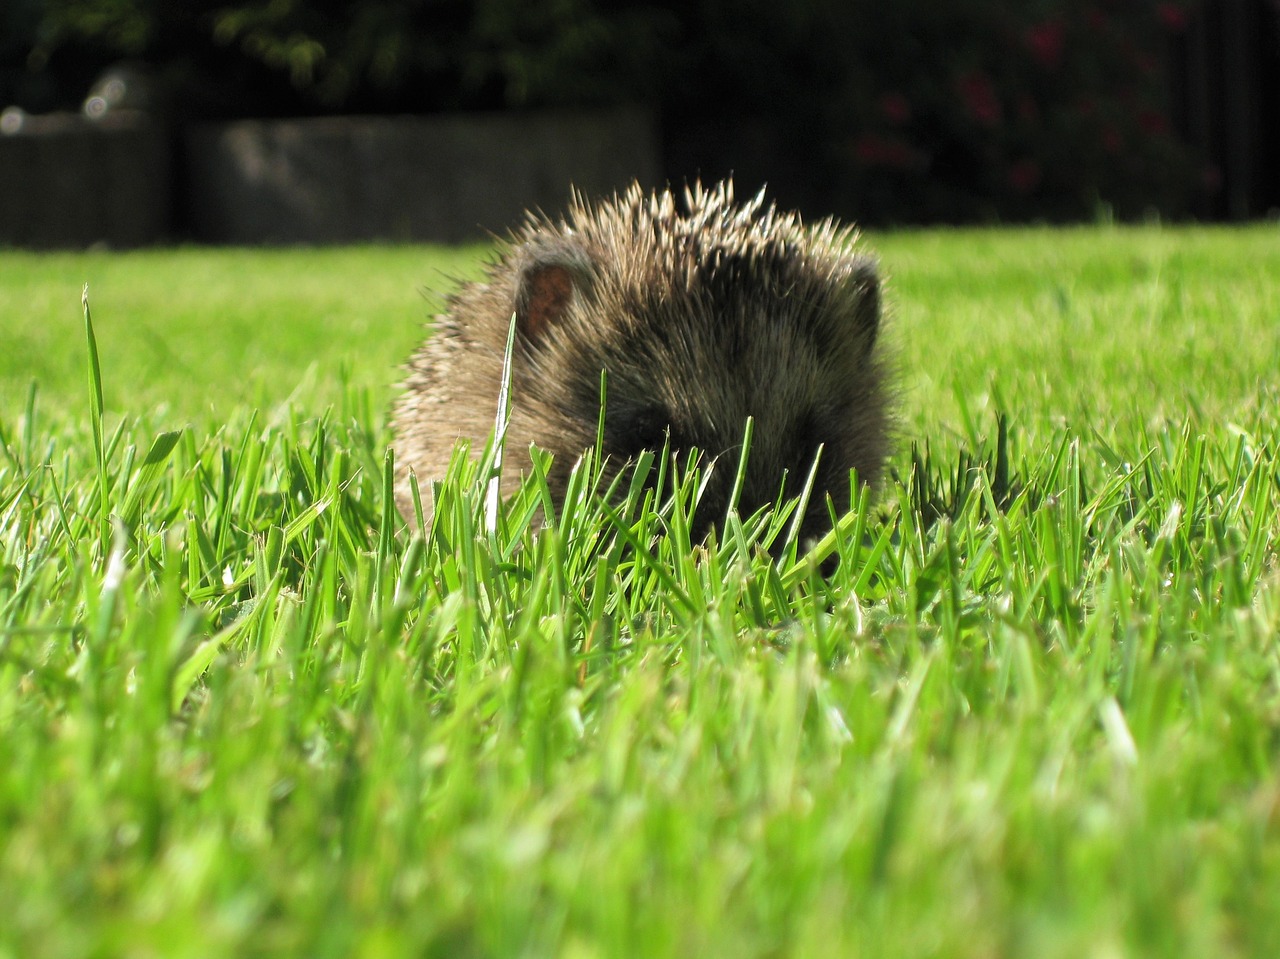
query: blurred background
[{"left": 2, "top": 0, "right": 1277, "bottom": 246}]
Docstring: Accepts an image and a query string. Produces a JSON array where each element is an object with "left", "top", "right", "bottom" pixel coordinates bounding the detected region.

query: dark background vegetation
[{"left": 3, "top": 0, "right": 1278, "bottom": 224}]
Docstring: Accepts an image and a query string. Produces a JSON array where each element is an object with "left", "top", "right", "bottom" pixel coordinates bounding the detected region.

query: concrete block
[
  {"left": 0, "top": 110, "right": 170, "bottom": 248},
  {"left": 184, "top": 108, "right": 659, "bottom": 244}
]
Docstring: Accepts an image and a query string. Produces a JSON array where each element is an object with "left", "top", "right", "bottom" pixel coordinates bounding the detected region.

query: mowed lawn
[{"left": 2, "top": 224, "right": 1280, "bottom": 958}]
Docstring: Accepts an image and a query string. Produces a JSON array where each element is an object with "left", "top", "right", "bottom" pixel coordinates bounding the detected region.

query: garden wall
[
  {"left": 0, "top": 111, "right": 170, "bottom": 248},
  {"left": 184, "top": 108, "right": 658, "bottom": 244},
  {"left": 0, "top": 108, "right": 658, "bottom": 247}
]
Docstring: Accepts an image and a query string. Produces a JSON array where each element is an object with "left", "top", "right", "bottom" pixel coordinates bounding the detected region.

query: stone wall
[
  {"left": 0, "top": 111, "right": 170, "bottom": 248},
  {"left": 184, "top": 108, "right": 658, "bottom": 244},
  {"left": 0, "top": 107, "right": 658, "bottom": 247}
]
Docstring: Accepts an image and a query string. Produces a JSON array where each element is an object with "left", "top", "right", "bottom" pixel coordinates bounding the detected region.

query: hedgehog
[{"left": 392, "top": 179, "right": 891, "bottom": 541}]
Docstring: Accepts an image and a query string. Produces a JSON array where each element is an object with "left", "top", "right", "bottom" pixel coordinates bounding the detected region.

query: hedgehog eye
[
  {"left": 790, "top": 410, "right": 848, "bottom": 512},
  {"left": 608, "top": 405, "right": 681, "bottom": 459},
  {"left": 793, "top": 410, "right": 824, "bottom": 466}
]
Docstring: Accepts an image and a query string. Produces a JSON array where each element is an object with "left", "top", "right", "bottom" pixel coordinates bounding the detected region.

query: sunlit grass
[{"left": 2, "top": 225, "right": 1279, "bottom": 958}]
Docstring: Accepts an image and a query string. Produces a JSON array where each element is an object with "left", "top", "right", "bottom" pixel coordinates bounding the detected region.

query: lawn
[{"left": 2, "top": 224, "right": 1280, "bottom": 957}]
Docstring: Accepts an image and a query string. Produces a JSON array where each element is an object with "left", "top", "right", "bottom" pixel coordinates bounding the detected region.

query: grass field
[{"left": 2, "top": 224, "right": 1280, "bottom": 957}]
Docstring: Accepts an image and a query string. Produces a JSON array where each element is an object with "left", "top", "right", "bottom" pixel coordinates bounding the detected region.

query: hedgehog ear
[
  {"left": 847, "top": 258, "right": 881, "bottom": 353},
  {"left": 513, "top": 237, "right": 595, "bottom": 344}
]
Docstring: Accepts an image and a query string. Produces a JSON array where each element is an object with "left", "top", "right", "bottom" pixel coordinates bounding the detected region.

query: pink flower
[
  {"left": 879, "top": 92, "right": 912, "bottom": 125},
  {"left": 1157, "top": 4, "right": 1189, "bottom": 31},
  {"left": 1024, "top": 20, "right": 1066, "bottom": 70},
  {"left": 1008, "top": 159, "right": 1042, "bottom": 194},
  {"left": 1139, "top": 111, "right": 1170, "bottom": 136},
  {"left": 852, "top": 133, "right": 919, "bottom": 170},
  {"left": 956, "top": 71, "right": 1002, "bottom": 127}
]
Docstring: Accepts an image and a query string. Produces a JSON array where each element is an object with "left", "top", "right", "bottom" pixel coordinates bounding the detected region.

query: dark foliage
[{"left": 0, "top": 0, "right": 1231, "bottom": 222}]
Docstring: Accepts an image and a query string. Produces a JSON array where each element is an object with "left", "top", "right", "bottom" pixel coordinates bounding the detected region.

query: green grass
[
  {"left": 2, "top": 224, "right": 1280, "bottom": 958},
  {"left": 0, "top": 244, "right": 487, "bottom": 420}
]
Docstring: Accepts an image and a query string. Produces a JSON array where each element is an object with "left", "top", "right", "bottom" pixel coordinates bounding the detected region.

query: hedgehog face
[
  {"left": 394, "top": 179, "right": 892, "bottom": 541},
  {"left": 503, "top": 183, "right": 887, "bottom": 540}
]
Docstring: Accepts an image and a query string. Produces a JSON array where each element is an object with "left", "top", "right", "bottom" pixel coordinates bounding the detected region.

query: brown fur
[{"left": 392, "top": 180, "right": 892, "bottom": 538}]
